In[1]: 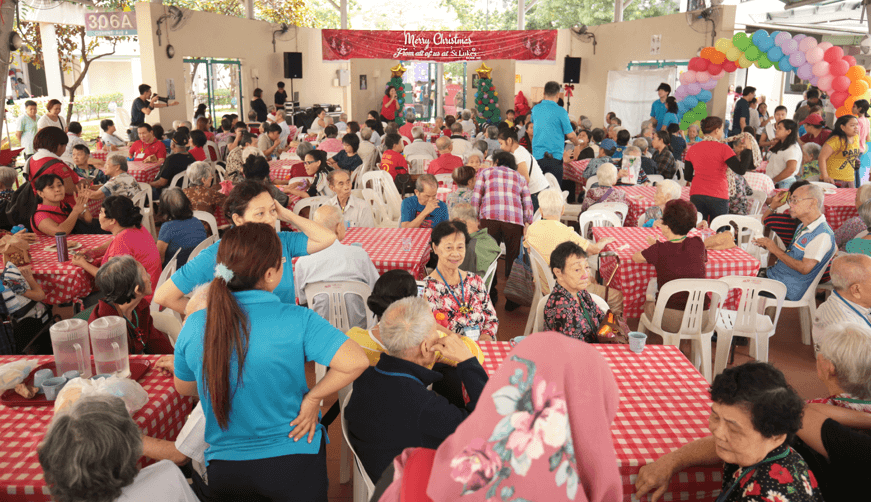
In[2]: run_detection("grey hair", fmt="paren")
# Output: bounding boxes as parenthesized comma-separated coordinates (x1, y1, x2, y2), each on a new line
(802, 142, 821, 160)
(633, 138, 650, 152)
(181, 121, 193, 130)
(859, 199, 871, 228)
(466, 149, 484, 162)
(340, 113, 348, 122)
(275, 109, 285, 120)
(581, 118, 593, 130)
(688, 124, 699, 134)
(39, 395, 142, 502)
(108, 154, 128, 172)
(327, 169, 350, 185)
(857, 184, 871, 208)
(416, 173, 438, 192)
(829, 253, 871, 292)
(361, 127, 373, 141)
(411, 126, 424, 140)
(450, 202, 478, 222)
(379, 297, 436, 357)
(537, 189, 565, 217)
(406, 110, 415, 121)
(95, 256, 145, 305)
(172, 119, 182, 130)
(597, 163, 618, 187)
(186, 161, 214, 187)
(624, 146, 641, 157)
(0, 167, 17, 188)
(819, 322, 871, 399)
(296, 141, 314, 158)
(462, 110, 472, 120)
(435, 136, 452, 151)
(267, 105, 276, 113)
(657, 179, 681, 202)
(158, 187, 190, 221)
(313, 205, 343, 231)
(487, 125, 498, 139)
(801, 184, 825, 211)
(475, 140, 488, 154)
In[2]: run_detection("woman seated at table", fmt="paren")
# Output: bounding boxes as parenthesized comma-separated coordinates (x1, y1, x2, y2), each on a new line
(72, 196, 162, 303)
(651, 130, 676, 180)
(762, 179, 810, 248)
(465, 149, 484, 171)
(447, 165, 475, 212)
(635, 362, 823, 502)
(31, 174, 98, 236)
(29, 127, 80, 207)
(182, 161, 227, 216)
(834, 184, 871, 250)
(581, 162, 626, 212)
(38, 395, 197, 502)
(326, 132, 362, 172)
(544, 241, 610, 343)
(844, 200, 871, 255)
(241, 155, 290, 208)
(89, 255, 173, 354)
(283, 150, 331, 200)
(156, 188, 207, 267)
(637, 179, 681, 227)
(423, 220, 497, 342)
(173, 223, 367, 500)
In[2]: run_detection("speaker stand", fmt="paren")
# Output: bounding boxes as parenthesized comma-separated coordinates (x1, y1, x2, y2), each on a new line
(288, 79, 296, 117)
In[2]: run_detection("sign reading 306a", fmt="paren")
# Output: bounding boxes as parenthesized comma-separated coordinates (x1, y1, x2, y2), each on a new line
(85, 11, 137, 37)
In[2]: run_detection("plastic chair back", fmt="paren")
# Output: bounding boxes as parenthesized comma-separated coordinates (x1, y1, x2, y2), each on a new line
(544, 173, 561, 192)
(811, 181, 837, 192)
(407, 156, 431, 175)
(361, 188, 392, 227)
(303, 281, 375, 332)
(193, 210, 219, 236)
(136, 182, 153, 208)
(188, 234, 219, 262)
(152, 310, 182, 348)
(482, 249, 503, 291)
(585, 176, 598, 190)
(532, 293, 551, 333)
(589, 293, 609, 312)
(341, 391, 375, 501)
(587, 202, 628, 225)
(709, 214, 765, 251)
(649, 278, 728, 337)
(646, 174, 665, 185)
(720, 276, 786, 336)
(170, 171, 188, 189)
(434, 173, 453, 185)
(292, 196, 329, 221)
(140, 207, 157, 240)
(749, 190, 768, 215)
(578, 210, 622, 241)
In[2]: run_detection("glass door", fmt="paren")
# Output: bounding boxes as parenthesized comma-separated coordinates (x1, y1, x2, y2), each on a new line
(183, 58, 244, 123)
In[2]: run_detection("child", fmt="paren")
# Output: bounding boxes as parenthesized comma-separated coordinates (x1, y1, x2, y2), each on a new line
(379, 133, 408, 179)
(99, 119, 126, 151)
(505, 109, 515, 128)
(800, 142, 821, 180)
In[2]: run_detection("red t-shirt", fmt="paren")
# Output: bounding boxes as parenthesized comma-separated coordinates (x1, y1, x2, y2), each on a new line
(426, 153, 464, 175)
(102, 226, 162, 303)
(29, 156, 80, 207)
(800, 129, 832, 147)
(380, 149, 408, 179)
(189, 147, 206, 162)
(641, 237, 708, 310)
(381, 95, 398, 121)
(89, 299, 173, 355)
(399, 122, 415, 141)
(32, 203, 71, 236)
(128, 139, 167, 161)
(684, 141, 735, 199)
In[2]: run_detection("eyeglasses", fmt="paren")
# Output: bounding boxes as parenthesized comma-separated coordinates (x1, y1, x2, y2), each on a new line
(788, 197, 814, 205)
(304, 160, 317, 165)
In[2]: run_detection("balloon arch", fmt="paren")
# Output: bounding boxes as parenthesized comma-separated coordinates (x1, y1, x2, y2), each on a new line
(676, 30, 870, 130)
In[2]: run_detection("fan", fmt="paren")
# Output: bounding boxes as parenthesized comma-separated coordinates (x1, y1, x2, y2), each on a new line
(272, 22, 297, 52)
(156, 6, 189, 58)
(571, 25, 597, 55)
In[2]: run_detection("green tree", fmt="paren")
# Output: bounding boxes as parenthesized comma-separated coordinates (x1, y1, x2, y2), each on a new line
(441, 0, 516, 30)
(525, 0, 678, 29)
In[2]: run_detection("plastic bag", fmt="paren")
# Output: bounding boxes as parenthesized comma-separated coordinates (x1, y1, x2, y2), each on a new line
(0, 359, 38, 390)
(55, 376, 149, 415)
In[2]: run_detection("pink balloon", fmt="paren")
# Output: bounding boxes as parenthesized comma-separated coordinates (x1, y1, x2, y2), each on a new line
(679, 70, 697, 85)
(796, 63, 813, 81)
(806, 47, 824, 65)
(708, 67, 725, 80)
(696, 71, 711, 83)
(812, 61, 830, 77)
(818, 41, 834, 51)
(782, 40, 800, 56)
(701, 79, 718, 91)
(818, 75, 835, 92)
(832, 75, 851, 93)
(793, 34, 807, 43)
(799, 37, 818, 53)
(775, 32, 792, 47)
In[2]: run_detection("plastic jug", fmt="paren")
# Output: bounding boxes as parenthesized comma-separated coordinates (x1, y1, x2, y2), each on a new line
(89, 316, 130, 378)
(50, 319, 93, 379)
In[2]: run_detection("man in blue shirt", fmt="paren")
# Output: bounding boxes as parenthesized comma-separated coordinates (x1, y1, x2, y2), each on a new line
(531, 81, 581, 188)
(731, 86, 756, 136)
(650, 83, 671, 129)
(401, 174, 449, 229)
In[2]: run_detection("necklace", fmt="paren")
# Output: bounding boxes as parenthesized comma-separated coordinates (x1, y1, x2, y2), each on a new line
(436, 268, 470, 314)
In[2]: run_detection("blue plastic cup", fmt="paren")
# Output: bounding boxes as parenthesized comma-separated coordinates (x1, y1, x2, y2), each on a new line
(33, 369, 54, 393)
(63, 370, 81, 380)
(629, 332, 648, 354)
(42, 377, 68, 401)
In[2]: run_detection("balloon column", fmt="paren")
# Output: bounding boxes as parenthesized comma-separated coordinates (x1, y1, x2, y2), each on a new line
(474, 62, 502, 126)
(389, 63, 407, 126)
(675, 30, 870, 130)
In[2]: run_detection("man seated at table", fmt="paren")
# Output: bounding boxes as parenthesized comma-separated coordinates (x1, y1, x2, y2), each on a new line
(404, 126, 437, 160)
(380, 133, 409, 179)
(813, 254, 871, 346)
(754, 183, 835, 301)
(294, 206, 379, 328)
(71, 144, 108, 186)
(344, 296, 487, 481)
(426, 136, 464, 175)
(450, 203, 501, 278)
(448, 122, 472, 158)
(257, 123, 284, 160)
(128, 124, 166, 163)
(84, 154, 144, 201)
(325, 169, 374, 228)
(401, 174, 449, 229)
(149, 131, 195, 199)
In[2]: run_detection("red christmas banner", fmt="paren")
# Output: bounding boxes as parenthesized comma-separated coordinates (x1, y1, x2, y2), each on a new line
(322, 30, 557, 62)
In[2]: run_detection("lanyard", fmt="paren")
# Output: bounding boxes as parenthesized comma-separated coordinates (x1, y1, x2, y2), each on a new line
(714, 448, 790, 502)
(831, 395, 871, 405)
(833, 291, 871, 330)
(373, 367, 424, 386)
(575, 292, 595, 328)
(112, 303, 144, 353)
(436, 269, 470, 313)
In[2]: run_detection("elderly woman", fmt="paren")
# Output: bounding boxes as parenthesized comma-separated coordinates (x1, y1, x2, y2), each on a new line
(617, 145, 651, 185)
(581, 162, 627, 211)
(424, 220, 498, 341)
(464, 148, 484, 170)
(447, 165, 476, 212)
(636, 362, 822, 502)
(801, 142, 822, 180)
(651, 130, 677, 180)
(88, 255, 173, 354)
(242, 155, 290, 207)
(316, 124, 343, 153)
(844, 200, 871, 255)
(345, 297, 488, 482)
(346, 270, 419, 365)
(819, 115, 862, 187)
(183, 161, 227, 215)
(638, 179, 682, 227)
(156, 188, 207, 267)
(833, 184, 871, 250)
(172, 223, 366, 499)
(686, 123, 700, 145)
(38, 395, 197, 501)
(811, 322, 871, 412)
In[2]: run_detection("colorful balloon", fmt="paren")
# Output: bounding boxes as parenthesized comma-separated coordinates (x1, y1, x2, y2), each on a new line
(709, 67, 725, 79)
(701, 79, 718, 90)
(812, 61, 830, 77)
(684, 96, 699, 108)
(805, 47, 825, 65)
(793, 34, 807, 43)
(830, 59, 850, 77)
(714, 38, 732, 53)
(687, 83, 701, 95)
(782, 40, 800, 56)
(798, 37, 818, 53)
(845, 96, 857, 112)
(849, 80, 869, 96)
(774, 32, 792, 47)
(744, 46, 762, 61)
(679, 71, 697, 85)
(755, 54, 773, 69)
(738, 56, 752, 69)
(688, 57, 708, 72)
(824, 46, 844, 63)
(836, 105, 852, 118)
(833, 76, 851, 93)
(696, 71, 711, 83)
(767, 46, 784, 62)
(789, 51, 806, 67)
(779, 56, 794, 73)
(726, 47, 742, 62)
(844, 55, 857, 68)
(722, 60, 737, 73)
(708, 50, 726, 65)
(830, 91, 849, 108)
(818, 75, 835, 92)
(751, 30, 770, 47)
(733, 33, 752, 51)
(697, 90, 713, 103)
(817, 41, 834, 51)
(756, 34, 775, 52)
(809, 75, 819, 86)
(846, 65, 867, 81)
(707, 63, 723, 74)
(796, 63, 813, 81)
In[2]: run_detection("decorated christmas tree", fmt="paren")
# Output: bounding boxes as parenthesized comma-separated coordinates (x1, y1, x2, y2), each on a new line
(474, 62, 501, 126)
(388, 63, 407, 126)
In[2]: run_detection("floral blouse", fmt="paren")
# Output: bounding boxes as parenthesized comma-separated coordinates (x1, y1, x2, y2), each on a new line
(446, 187, 473, 212)
(720, 443, 824, 502)
(580, 186, 627, 212)
(424, 272, 498, 340)
(543, 282, 605, 343)
(183, 185, 227, 214)
(728, 171, 754, 215)
(834, 216, 865, 250)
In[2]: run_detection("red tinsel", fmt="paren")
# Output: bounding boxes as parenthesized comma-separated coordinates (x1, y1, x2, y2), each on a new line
(564, 84, 575, 98)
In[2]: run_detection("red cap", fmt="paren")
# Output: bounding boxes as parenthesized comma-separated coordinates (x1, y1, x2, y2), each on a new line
(801, 113, 825, 127)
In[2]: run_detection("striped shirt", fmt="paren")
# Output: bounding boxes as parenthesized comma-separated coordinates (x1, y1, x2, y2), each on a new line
(813, 291, 871, 347)
(471, 165, 534, 227)
(1, 263, 30, 314)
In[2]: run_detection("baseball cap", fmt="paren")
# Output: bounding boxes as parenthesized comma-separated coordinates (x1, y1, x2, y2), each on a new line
(801, 113, 825, 127)
(599, 138, 617, 152)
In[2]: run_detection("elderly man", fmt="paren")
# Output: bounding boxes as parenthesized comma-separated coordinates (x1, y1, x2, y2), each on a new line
(85, 155, 143, 201)
(811, 322, 871, 411)
(344, 297, 488, 481)
(400, 174, 448, 229)
(426, 136, 464, 175)
(358, 128, 377, 167)
(450, 203, 501, 278)
(335, 112, 348, 132)
(404, 126, 437, 160)
(149, 131, 195, 198)
(460, 110, 475, 135)
(448, 122, 472, 158)
(399, 111, 417, 141)
(257, 123, 284, 159)
(633, 137, 658, 172)
(814, 254, 871, 346)
(755, 184, 835, 301)
(128, 123, 166, 163)
(617, 145, 651, 185)
(274, 109, 291, 147)
(294, 205, 379, 329)
(326, 170, 374, 228)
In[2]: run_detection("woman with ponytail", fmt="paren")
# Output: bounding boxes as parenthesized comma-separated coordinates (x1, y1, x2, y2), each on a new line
(173, 223, 367, 500)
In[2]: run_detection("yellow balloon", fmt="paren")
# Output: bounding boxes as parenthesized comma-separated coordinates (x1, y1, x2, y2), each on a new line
(715, 38, 732, 53)
(726, 47, 742, 62)
(737, 56, 752, 69)
(864, 90, 871, 102)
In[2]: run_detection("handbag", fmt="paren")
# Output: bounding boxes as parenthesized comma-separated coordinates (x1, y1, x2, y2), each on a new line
(595, 252, 629, 344)
(504, 243, 534, 307)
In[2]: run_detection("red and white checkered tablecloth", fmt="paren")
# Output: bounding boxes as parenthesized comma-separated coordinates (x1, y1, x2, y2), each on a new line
(13, 235, 112, 305)
(617, 186, 692, 227)
(341, 227, 431, 279)
(744, 171, 775, 196)
(269, 159, 303, 182)
(564, 159, 591, 199)
(592, 227, 760, 318)
(0, 354, 195, 502)
(91, 150, 108, 161)
(126, 161, 162, 183)
(478, 342, 721, 502)
(822, 188, 857, 231)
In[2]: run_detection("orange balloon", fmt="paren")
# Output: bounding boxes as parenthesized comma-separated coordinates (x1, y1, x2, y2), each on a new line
(844, 96, 858, 112)
(846, 65, 867, 81)
(849, 80, 870, 96)
(709, 50, 726, 65)
(836, 105, 852, 117)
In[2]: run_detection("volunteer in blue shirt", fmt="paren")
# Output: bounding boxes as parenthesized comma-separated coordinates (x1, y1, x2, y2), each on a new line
(531, 81, 581, 187)
(154, 180, 336, 315)
(659, 97, 680, 131)
(650, 83, 671, 129)
(174, 223, 368, 501)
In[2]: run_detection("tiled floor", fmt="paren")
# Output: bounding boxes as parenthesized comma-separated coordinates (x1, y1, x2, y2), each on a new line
(322, 259, 823, 500)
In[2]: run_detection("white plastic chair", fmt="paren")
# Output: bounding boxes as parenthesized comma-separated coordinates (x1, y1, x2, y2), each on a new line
(434, 173, 453, 186)
(531, 292, 608, 333)
(292, 196, 329, 221)
(193, 210, 219, 236)
(638, 278, 729, 383)
(187, 234, 219, 262)
(766, 256, 834, 345)
(152, 249, 183, 323)
(212, 163, 227, 182)
(136, 182, 153, 208)
(544, 173, 561, 193)
(585, 176, 598, 190)
(170, 171, 189, 189)
(140, 207, 157, 240)
(713, 277, 786, 378)
(646, 174, 665, 185)
(587, 202, 628, 225)
(749, 190, 768, 215)
(361, 188, 395, 228)
(341, 391, 375, 502)
(204, 141, 221, 162)
(482, 249, 503, 292)
(525, 246, 556, 336)
(674, 161, 687, 186)
(153, 310, 183, 348)
(811, 181, 837, 192)
(577, 210, 622, 241)
(709, 214, 765, 251)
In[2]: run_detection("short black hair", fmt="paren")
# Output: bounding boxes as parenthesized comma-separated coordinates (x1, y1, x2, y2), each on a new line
(544, 81, 561, 97)
(550, 241, 588, 274)
(266, 123, 282, 135)
(788, 179, 811, 194)
(239, 132, 255, 147)
(431, 220, 470, 247)
(774, 105, 788, 114)
(138, 84, 151, 95)
(591, 128, 606, 142)
(497, 128, 517, 143)
(277, 82, 285, 88)
(661, 199, 697, 236)
(616, 129, 631, 146)
(190, 130, 207, 148)
(367, 270, 417, 318)
(667, 123, 680, 134)
(657, 83, 672, 94)
(221, 118, 232, 131)
(67, 122, 82, 135)
(171, 131, 189, 147)
(807, 88, 820, 100)
(24, 100, 37, 108)
(152, 124, 164, 140)
(233, 121, 248, 132)
(243, 155, 271, 180)
(34, 173, 63, 192)
(492, 151, 517, 171)
(137, 123, 153, 133)
(324, 125, 338, 138)
(102, 195, 143, 229)
(72, 144, 90, 156)
(384, 133, 403, 149)
(341, 133, 360, 152)
(710, 362, 804, 442)
(743, 86, 756, 96)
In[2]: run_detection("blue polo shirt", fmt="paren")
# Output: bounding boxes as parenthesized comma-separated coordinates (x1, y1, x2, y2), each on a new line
(174, 289, 347, 463)
(170, 230, 309, 304)
(531, 100, 573, 160)
(400, 196, 448, 229)
(659, 112, 678, 131)
(651, 99, 667, 127)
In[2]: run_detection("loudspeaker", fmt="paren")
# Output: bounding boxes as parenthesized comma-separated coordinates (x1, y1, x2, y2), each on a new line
(563, 57, 581, 84)
(284, 52, 303, 79)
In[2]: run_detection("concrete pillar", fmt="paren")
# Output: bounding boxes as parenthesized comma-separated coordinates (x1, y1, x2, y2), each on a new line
(244, 0, 254, 20)
(518, 0, 524, 30)
(39, 23, 65, 98)
(340, 0, 348, 29)
(435, 63, 444, 118)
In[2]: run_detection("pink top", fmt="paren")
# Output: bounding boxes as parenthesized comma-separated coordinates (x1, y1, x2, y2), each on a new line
(102, 226, 161, 303)
(32, 203, 71, 236)
(317, 138, 344, 153)
(858, 116, 869, 153)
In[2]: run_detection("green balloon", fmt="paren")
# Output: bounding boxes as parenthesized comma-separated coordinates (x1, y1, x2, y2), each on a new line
(744, 46, 761, 61)
(756, 54, 773, 69)
(732, 32, 751, 51)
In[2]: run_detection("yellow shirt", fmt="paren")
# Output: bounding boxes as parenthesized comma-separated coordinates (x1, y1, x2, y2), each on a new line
(345, 326, 485, 366)
(526, 219, 591, 294)
(824, 135, 861, 181)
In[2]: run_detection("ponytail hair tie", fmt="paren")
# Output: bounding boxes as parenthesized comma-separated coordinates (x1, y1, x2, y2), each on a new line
(214, 263, 234, 282)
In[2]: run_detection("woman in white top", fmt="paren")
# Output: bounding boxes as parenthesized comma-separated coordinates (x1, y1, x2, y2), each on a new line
(36, 99, 65, 131)
(766, 119, 803, 189)
(497, 128, 548, 211)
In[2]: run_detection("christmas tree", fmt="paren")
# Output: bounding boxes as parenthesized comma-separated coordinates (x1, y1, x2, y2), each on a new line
(474, 62, 501, 126)
(388, 63, 407, 126)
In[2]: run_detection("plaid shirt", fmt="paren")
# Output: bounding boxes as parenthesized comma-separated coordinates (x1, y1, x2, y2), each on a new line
(471, 165, 534, 226)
